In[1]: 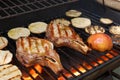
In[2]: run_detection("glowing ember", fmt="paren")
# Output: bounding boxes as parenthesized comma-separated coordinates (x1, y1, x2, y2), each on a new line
(71, 68, 80, 76)
(30, 69, 38, 78)
(22, 69, 38, 80)
(22, 76, 32, 80)
(101, 56, 109, 61)
(74, 71, 80, 76)
(97, 58, 103, 64)
(91, 62, 98, 67)
(34, 64, 42, 73)
(83, 62, 92, 70)
(22, 64, 42, 80)
(106, 53, 114, 58)
(58, 76, 66, 80)
(78, 66, 87, 73)
(62, 72, 72, 79)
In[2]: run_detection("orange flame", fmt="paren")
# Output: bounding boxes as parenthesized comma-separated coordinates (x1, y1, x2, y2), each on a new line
(22, 64, 42, 80)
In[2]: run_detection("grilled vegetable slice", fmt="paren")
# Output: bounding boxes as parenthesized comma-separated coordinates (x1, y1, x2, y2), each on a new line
(71, 17, 91, 28)
(85, 25, 105, 34)
(28, 22, 48, 34)
(7, 27, 30, 40)
(66, 10, 82, 17)
(0, 37, 8, 49)
(100, 18, 113, 24)
(109, 26, 120, 34)
(0, 64, 22, 80)
(0, 50, 13, 65)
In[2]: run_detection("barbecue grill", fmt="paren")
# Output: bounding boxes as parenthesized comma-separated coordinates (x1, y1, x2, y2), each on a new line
(0, 0, 120, 80)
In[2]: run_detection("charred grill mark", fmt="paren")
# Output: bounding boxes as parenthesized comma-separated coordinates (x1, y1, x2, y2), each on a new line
(42, 40, 47, 54)
(99, 26, 104, 32)
(35, 39, 39, 53)
(93, 26, 99, 33)
(93, 26, 97, 33)
(0, 65, 20, 80)
(21, 38, 24, 52)
(0, 64, 12, 72)
(57, 24, 61, 37)
(9, 75, 21, 80)
(70, 28, 76, 38)
(28, 38, 32, 53)
(53, 22, 57, 37)
(3, 52, 8, 63)
(42, 39, 46, 53)
(59, 24, 66, 37)
(64, 28, 68, 37)
(36, 39, 40, 53)
(65, 27, 69, 37)
(1, 37, 6, 45)
(87, 26, 91, 34)
(31, 38, 38, 53)
(28, 37, 32, 53)
(50, 23, 54, 38)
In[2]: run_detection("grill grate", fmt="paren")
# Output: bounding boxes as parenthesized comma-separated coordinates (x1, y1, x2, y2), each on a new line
(0, 0, 78, 19)
(1, 7, 120, 80)
(1, 3, 120, 80)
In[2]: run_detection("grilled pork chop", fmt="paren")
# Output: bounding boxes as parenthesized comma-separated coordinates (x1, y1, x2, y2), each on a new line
(16, 37, 63, 74)
(46, 20, 90, 54)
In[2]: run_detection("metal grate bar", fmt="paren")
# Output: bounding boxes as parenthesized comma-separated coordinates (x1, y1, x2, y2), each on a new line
(63, 65, 76, 78)
(33, 2, 45, 8)
(0, 1, 8, 8)
(3, 0, 15, 7)
(39, 1, 51, 7)
(0, 0, 78, 19)
(61, 73, 68, 80)
(27, 0, 36, 3)
(91, 52, 106, 62)
(11, 0, 22, 5)
(54, 0, 64, 3)
(45, 0, 57, 5)
(58, 48, 89, 71)
(32, 67, 46, 80)
(0, 10, 8, 17)
(12, 6, 24, 13)
(4, 8, 16, 15)
(0, 0, 9, 8)
(19, 0, 29, 4)
(27, 4, 38, 10)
